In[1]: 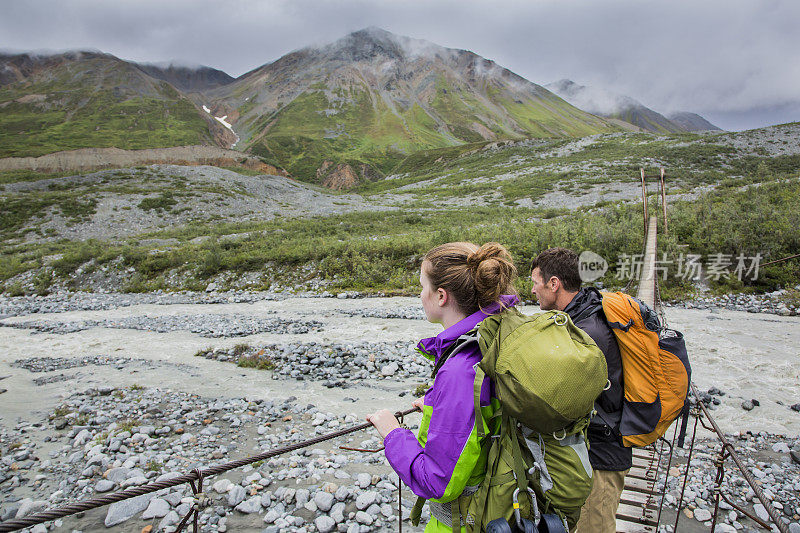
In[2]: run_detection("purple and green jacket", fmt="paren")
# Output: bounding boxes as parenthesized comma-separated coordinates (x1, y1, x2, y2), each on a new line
(384, 295, 519, 503)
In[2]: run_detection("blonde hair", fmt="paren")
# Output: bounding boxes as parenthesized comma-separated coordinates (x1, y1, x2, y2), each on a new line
(423, 241, 517, 315)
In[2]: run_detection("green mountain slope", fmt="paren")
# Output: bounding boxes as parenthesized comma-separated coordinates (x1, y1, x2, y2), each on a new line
(206, 28, 621, 184)
(0, 51, 220, 158)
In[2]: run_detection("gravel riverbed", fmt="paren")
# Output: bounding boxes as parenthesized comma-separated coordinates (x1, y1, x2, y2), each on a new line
(1, 293, 799, 532)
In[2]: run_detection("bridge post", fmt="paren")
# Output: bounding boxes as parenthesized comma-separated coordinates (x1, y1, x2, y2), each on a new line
(660, 168, 667, 235)
(640, 168, 648, 236)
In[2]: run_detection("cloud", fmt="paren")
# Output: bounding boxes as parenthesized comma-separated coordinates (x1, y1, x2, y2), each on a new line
(2, 0, 799, 130)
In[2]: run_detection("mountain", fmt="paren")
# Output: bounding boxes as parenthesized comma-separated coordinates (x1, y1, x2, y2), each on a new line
(136, 62, 235, 92)
(0, 51, 230, 158)
(1, 33, 648, 186)
(667, 111, 722, 132)
(203, 27, 621, 183)
(545, 79, 686, 134)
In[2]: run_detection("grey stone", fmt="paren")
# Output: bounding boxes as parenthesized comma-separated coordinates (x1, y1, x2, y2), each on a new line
(381, 362, 398, 376)
(753, 503, 769, 522)
(213, 478, 232, 493)
(315, 491, 335, 512)
(73, 429, 91, 446)
(788, 523, 800, 533)
(356, 472, 371, 488)
(315, 516, 337, 533)
(335, 486, 350, 501)
(104, 493, 151, 526)
(355, 511, 373, 525)
(120, 475, 148, 488)
(104, 467, 131, 484)
(142, 498, 170, 519)
(163, 492, 184, 506)
(175, 502, 191, 516)
(772, 442, 790, 454)
(263, 509, 280, 524)
(159, 510, 180, 529)
(741, 400, 754, 411)
(694, 508, 712, 522)
(227, 485, 246, 507)
(95, 479, 114, 492)
(330, 502, 346, 523)
(295, 488, 310, 507)
(234, 496, 262, 514)
(356, 491, 378, 510)
(15, 500, 48, 519)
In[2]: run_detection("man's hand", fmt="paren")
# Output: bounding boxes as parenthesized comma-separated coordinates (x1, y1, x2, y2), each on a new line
(366, 409, 401, 439)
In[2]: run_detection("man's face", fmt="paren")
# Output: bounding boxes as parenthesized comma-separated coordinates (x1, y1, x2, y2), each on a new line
(531, 267, 557, 310)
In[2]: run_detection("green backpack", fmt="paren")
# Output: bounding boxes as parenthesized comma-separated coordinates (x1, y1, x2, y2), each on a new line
(413, 309, 608, 532)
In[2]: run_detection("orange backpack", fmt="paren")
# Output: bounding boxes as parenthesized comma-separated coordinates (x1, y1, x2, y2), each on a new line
(599, 292, 691, 447)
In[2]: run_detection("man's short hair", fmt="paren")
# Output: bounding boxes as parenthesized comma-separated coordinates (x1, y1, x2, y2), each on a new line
(530, 248, 581, 292)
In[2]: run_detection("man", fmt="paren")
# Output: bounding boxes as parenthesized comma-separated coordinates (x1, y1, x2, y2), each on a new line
(530, 247, 631, 533)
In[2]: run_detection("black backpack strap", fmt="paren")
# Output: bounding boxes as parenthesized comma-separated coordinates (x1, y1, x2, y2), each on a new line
(431, 332, 479, 379)
(677, 400, 691, 448)
(592, 402, 624, 443)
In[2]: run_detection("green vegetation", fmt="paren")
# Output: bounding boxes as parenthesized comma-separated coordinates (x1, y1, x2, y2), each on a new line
(0, 91, 210, 158)
(245, 80, 619, 182)
(0, 192, 97, 239)
(1, 128, 798, 299)
(237, 352, 278, 370)
(138, 193, 178, 211)
(117, 419, 138, 433)
(3, 175, 797, 297)
(0, 169, 77, 185)
(413, 383, 432, 397)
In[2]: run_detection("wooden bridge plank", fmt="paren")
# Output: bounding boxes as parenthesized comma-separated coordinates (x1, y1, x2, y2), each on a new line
(619, 493, 659, 510)
(616, 518, 657, 533)
(623, 476, 659, 495)
(616, 502, 658, 526)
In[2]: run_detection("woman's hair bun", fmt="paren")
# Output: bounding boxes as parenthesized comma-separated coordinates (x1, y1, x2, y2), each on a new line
(471, 243, 517, 308)
(424, 241, 517, 314)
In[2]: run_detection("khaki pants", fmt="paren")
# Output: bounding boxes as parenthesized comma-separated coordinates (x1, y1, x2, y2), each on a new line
(574, 468, 629, 533)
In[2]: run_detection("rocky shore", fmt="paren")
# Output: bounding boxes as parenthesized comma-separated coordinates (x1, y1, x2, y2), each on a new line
(1, 387, 420, 532)
(1, 286, 797, 321)
(656, 433, 800, 532)
(666, 287, 800, 317)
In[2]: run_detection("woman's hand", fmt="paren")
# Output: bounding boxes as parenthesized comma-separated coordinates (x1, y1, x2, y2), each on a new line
(366, 409, 401, 439)
(411, 397, 425, 412)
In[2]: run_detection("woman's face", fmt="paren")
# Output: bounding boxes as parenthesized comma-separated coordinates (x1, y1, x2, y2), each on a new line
(419, 263, 443, 324)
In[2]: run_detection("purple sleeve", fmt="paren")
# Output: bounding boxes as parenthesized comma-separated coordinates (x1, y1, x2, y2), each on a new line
(383, 363, 480, 500)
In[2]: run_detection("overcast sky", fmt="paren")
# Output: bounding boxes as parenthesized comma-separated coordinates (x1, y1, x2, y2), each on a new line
(3, 0, 799, 131)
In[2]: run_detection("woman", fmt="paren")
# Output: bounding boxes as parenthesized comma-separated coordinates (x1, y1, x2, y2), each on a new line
(367, 241, 518, 532)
